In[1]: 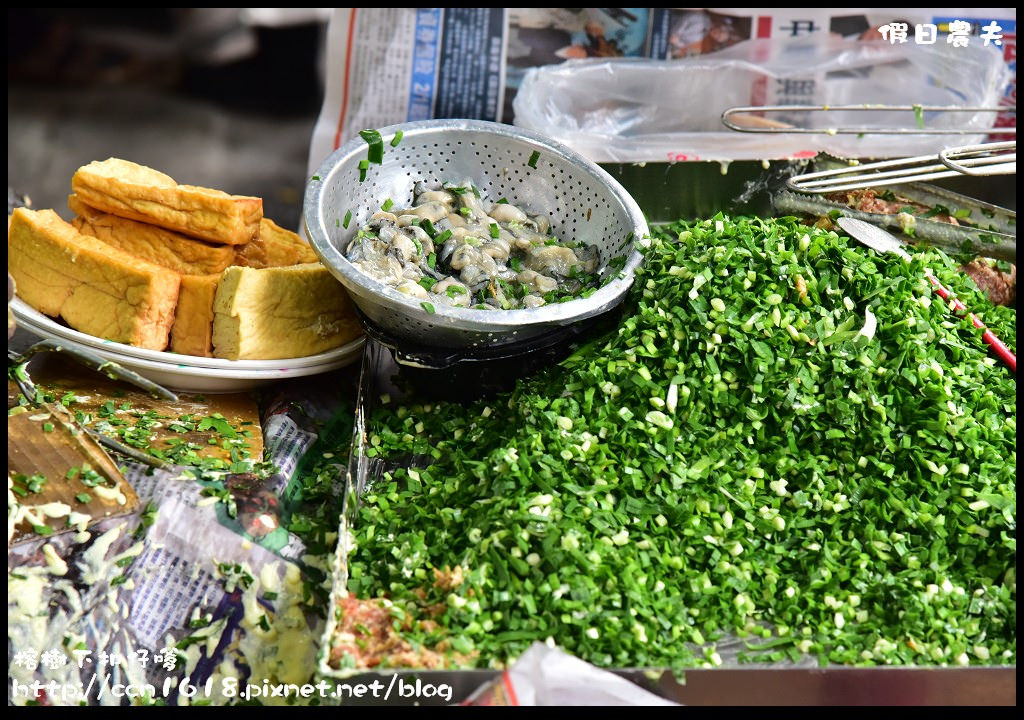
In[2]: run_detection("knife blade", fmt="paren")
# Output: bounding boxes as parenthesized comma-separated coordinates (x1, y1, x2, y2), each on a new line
(838, 216, 1016, 372)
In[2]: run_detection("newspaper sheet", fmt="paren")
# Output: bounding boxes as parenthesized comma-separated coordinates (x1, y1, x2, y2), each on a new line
(8, 382, 352, 706)
(307, 7, 1015, 169)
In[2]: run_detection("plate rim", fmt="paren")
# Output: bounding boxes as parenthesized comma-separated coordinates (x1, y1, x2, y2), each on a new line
(15, 319, 363, 385)
(11, 297, 365, 370)
(76, 342, 362, 379)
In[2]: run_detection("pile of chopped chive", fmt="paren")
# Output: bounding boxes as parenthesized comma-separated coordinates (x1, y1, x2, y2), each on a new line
(343, 215, 1016, 671)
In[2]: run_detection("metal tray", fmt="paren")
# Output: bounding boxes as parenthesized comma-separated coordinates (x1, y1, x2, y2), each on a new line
(316, 339, 1015, 705)
(315, 163, 1016, 704)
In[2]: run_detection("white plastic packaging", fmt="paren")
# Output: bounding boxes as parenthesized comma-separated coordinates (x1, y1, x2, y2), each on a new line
(463, 643, 678, 706)
(513, 39, 1009, 162)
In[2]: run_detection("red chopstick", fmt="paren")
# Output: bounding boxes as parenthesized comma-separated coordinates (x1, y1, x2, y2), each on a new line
(926, 272, 1016, 372)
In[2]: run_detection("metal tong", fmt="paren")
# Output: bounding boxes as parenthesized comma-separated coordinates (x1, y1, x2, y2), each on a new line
(721, 103, 1016, 192)
(722, 104, 1015, 136)
(786, 141, 1016, 194)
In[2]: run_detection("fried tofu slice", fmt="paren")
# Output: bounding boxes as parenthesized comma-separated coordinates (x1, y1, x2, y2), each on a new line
(69, 195, 235, 275)
(212, 264, 361, 360)
(170, 274, 221, 357)
(8, 208, 180, 350)
(71, 158, 262, 246)
(234, 218, 320, 268)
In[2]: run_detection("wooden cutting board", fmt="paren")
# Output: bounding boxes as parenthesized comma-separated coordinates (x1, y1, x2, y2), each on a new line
(8, 353, 263, 463)
(8, 353, 264, 544)
(8, 400, 139, 543)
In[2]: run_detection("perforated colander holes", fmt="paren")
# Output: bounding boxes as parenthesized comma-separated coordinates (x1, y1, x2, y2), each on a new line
(323, 129, 638, 315)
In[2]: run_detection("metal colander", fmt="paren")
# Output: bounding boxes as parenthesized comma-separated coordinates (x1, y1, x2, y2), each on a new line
(303, 119, 648, 351)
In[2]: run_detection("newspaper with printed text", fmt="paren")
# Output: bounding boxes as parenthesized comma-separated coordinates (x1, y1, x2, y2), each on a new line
(308, 7, 1015, 169)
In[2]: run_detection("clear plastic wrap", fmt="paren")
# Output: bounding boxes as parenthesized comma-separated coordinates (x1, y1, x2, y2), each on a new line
(513, 39, 1010, 162)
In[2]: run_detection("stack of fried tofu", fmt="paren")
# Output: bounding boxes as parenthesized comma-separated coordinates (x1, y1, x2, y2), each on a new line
(8, 158, 362, 360)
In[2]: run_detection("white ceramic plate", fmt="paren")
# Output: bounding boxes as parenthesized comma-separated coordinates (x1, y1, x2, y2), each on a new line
(13, 300, 365, 392)
(11, 298, 360, 371)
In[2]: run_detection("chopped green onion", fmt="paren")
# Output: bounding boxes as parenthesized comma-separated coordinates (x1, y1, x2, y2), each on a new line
(913, 104, 925, 130)
(420, 301, 436, 314)
(528, 150, 541, 168)
(390, 130, 404, 147)
(197, 415, 238, 438)
(489, 223, 500, 239)
(342, 210, 352, 229)
(342, 213, 1017, 673)
(12, 473, 47, 495)
(359, 129, 385, 164)
(382, 198, 394, 212)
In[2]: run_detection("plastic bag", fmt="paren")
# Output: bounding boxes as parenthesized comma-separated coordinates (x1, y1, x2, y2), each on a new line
(512, 38, 1010, 162)
(462, 643, 678, 706)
